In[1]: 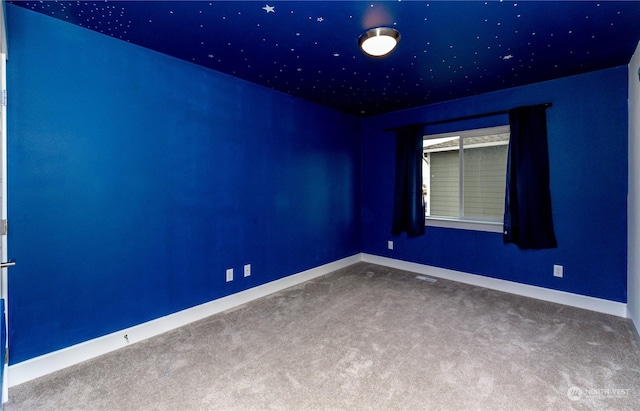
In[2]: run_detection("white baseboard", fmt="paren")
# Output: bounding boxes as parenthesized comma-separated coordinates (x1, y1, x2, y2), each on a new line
(8, 252, 627, 387)
(7, 254, 361, 387)
(361, 253, 627, 318)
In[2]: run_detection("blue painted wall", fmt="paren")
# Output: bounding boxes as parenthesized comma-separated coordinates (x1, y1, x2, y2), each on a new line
(6, 4, 630, 366)
(361, 66, 628, 303)
(6, 5, 361, 364)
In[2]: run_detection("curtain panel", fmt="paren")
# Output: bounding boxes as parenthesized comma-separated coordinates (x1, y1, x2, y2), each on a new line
(503, 104, 557, 249)
(391, 125, 425, 237)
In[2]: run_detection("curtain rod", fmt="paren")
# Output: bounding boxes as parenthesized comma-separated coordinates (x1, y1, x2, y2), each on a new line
(383, 102, 552, 132)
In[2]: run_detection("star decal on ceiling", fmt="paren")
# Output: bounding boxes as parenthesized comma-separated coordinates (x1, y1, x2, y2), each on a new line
(502, 54, 514, 60)
(262, 4, 275, 13)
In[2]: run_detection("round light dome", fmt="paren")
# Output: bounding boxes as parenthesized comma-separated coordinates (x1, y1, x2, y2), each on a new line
(358, 27, 401, 57)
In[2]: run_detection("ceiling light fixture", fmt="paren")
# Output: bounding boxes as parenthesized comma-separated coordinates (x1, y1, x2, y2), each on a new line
(358, 27, 400, 58)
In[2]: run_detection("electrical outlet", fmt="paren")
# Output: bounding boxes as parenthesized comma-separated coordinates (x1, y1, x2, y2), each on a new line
(244, 264, 251, 277)
(388, 240, 394, 250)
(553, 265, 563, 278)
(226, 268, 233, 282)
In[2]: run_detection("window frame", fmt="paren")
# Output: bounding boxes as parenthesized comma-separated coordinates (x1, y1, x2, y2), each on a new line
(423, 125, 510, 233)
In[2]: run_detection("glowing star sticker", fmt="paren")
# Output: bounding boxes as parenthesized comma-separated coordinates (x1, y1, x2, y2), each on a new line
(502, 54, 514, 60)
(262, 4, 275, 13)
(317, 17, 324, 22)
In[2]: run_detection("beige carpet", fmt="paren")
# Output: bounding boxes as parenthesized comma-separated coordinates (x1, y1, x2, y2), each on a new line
(5, 262, 640, 410)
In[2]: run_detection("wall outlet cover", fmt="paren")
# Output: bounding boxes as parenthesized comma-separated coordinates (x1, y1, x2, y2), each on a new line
(553, 265, 563, 278)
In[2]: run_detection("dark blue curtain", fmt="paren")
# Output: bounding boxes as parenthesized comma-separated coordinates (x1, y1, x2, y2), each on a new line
(392, 125, 425, 237)
(504, 105, 557, 249)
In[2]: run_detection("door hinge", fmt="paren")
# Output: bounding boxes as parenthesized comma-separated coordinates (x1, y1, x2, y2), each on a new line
(1, 90, 6, 107)
(4, 347, 8, 365)
(1, 219, 7, 236)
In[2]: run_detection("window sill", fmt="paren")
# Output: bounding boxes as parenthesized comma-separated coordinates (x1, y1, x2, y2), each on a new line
(425, 217, 504, 233)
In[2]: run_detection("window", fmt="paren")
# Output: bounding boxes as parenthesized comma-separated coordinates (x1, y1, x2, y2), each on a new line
(422, 125, 509, 231)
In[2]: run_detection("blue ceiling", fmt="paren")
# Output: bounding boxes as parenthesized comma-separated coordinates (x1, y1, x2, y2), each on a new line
(9, 1, 640, 116)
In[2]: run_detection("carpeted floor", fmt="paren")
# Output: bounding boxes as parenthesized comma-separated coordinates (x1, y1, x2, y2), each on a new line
(5, 262, 640, 410)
